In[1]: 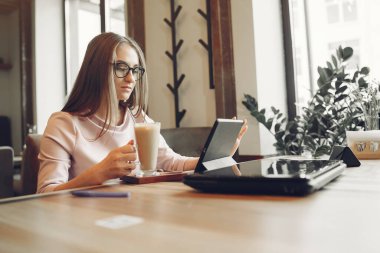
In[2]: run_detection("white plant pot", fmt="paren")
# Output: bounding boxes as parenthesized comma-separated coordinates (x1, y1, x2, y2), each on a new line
(346, 130, 380, 159)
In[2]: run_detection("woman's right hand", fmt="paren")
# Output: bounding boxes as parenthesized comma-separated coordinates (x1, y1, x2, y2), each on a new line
(53, 140, 137, 191)
(96, 139, 137, 182)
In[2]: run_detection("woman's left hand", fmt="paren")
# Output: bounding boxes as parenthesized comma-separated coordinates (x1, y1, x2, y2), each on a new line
(230, 118, 248, 156)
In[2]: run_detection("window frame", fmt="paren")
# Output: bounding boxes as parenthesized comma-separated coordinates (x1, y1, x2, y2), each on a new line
(63, 0, 141, 95)
(281, 0, 297, 120)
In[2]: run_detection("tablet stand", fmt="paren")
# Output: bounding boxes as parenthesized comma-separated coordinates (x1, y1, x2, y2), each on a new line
(329, 145, 361, 167)
(202, 156, 237, 171)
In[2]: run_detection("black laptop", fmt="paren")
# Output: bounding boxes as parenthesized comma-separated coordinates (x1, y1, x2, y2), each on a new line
(183, 119, 346, 196)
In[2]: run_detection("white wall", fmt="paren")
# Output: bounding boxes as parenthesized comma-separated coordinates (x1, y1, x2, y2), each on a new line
(34, 0, 66, 134)
(231, 0, 260, 155)
(253, 0, 287, 155)
(232, 0, 287, 155)
(0, 11, 22, 154)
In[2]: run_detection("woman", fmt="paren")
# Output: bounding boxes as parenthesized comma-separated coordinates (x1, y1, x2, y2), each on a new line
(37, 32, 247, 193)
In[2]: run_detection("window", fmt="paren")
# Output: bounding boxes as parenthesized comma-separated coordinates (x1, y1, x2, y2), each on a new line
(108, 0, 126, 35)
(286, 0, 380, 111)
(64, 0, 126, 95)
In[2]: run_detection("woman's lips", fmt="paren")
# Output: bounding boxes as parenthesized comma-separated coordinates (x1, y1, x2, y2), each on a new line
(121, 86, 133, 91)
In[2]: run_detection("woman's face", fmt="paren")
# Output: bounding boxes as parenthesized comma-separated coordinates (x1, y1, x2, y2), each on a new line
(113, 43, 140, 101)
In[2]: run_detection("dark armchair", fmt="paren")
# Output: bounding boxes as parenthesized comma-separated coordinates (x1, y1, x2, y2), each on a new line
(20, 134, 41, 195)
(0, 146, 14, 198)
(0, 116, 12, 146)
(161, 127, 211, 157)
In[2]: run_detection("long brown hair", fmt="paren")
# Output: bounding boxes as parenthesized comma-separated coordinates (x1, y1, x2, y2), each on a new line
(62, 32, 148, 138)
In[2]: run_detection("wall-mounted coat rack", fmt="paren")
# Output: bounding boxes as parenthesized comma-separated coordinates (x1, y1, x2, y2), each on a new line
(164, 0, 186, 128)
(197, 0, 214, 89)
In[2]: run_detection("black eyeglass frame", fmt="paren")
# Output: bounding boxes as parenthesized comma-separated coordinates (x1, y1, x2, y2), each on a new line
(112, 62, 145, 80)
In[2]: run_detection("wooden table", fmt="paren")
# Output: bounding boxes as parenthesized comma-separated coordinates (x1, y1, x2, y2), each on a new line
(1, 160, 380, 253)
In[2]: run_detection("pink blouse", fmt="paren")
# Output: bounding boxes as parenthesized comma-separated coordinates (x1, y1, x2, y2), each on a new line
(37, 111, 190, 193)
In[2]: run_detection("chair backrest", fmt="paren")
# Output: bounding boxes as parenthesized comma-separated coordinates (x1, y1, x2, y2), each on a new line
(0, 116, 12, 146)
(0, 146, 14, 198)
(21, 134, 42, 195)
(161, 127, 211, 157)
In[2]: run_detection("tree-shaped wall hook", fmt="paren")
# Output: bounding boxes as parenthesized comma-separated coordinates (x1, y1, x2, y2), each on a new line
(164, 0, 186, 128)
(197, 0, 214, 89)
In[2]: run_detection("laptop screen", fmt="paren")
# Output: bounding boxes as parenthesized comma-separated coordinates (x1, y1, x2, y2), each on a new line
(201, 159, 343, 179)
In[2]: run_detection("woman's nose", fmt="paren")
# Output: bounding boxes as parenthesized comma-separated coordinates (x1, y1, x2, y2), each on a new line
(124, 70, 135, 82)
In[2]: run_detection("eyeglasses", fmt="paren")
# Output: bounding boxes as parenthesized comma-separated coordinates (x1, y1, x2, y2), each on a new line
(113, 62, 145, 81)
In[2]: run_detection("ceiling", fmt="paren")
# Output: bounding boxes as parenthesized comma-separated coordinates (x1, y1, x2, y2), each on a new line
(0, 0, 18, 15)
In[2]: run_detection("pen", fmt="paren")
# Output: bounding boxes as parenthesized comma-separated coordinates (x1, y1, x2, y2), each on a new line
(71, 190, 131, 198)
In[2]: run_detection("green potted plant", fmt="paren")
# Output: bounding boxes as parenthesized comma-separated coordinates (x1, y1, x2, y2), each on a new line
(242, 46, 379, 157)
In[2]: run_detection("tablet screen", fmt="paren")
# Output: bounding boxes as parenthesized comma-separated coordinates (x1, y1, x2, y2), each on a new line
(195, 118, 244, 173)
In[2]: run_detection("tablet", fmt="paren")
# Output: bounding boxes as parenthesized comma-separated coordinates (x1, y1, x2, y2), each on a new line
(184, 158, 346, 196)
(194, 118, 244, 173)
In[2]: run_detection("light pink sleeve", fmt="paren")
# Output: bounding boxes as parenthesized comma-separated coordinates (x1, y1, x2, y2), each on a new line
(37, 112, 77, 193)
(156, 135, 194, 172)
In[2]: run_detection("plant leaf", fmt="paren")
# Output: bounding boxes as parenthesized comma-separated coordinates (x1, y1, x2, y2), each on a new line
(342, 47, 353, 61)
(332, 55, 338, 68)
(358, 77, 368, 89)
(266, 118, 274, 130)
(337, 46, 343, 60)
(327, 61, 333, 70)
(360, 67, 370, 75)
(271, 106, 279, 114)
(334, 94, 348, 103)
(275, 123, 281, 132)
(335, 80, 343, 90)
(336, 85, 348, 94)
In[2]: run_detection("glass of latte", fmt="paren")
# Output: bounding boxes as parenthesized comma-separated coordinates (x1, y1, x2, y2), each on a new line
(134, 122, 161, 176)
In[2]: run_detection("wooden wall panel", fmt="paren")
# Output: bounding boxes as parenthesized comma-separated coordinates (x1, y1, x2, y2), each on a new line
(210, 0, 236, 119)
